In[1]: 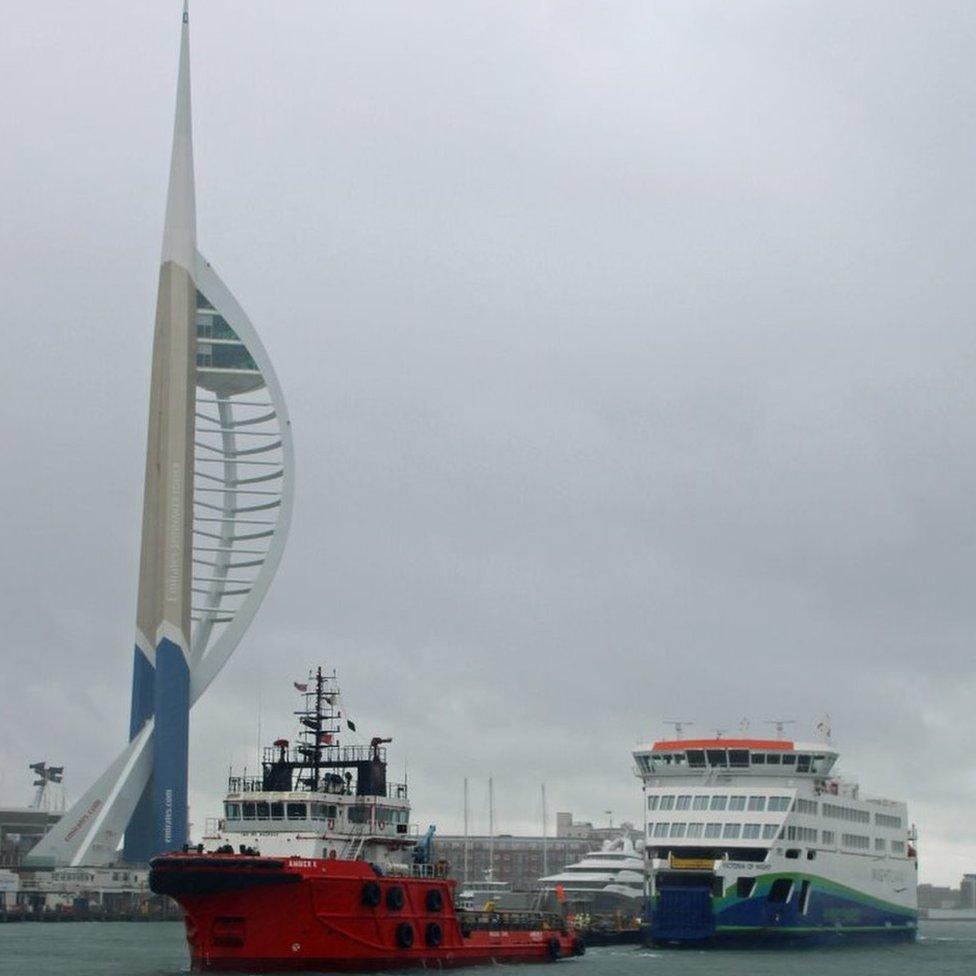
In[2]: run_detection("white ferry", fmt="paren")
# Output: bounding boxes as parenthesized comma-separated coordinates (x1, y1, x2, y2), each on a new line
(632, 736, 917, 944)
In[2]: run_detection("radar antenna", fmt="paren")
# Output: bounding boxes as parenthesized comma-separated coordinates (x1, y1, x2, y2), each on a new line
(764, 719, 796, 740)
(663, 720, 694, 740)
(815, 714, 833, 745)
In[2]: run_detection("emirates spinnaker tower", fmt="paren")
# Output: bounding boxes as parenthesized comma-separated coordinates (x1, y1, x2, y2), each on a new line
(27, 2, 294, 868)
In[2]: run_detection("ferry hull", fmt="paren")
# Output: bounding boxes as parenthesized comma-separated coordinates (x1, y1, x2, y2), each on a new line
(151, 854, 581, 972)
(645, 872, 917, 946)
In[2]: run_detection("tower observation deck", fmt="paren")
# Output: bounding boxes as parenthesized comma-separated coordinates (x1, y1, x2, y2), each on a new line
(26, 1, 294, 869)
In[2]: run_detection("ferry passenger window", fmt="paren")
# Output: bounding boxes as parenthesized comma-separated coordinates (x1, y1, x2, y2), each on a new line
(224, 803, 240, 819)
(892, 841, 906, 854)
(729, 750, 749, 768)
(326, 805, 338, 820)
(747, 796, 766, 811)
(742, 824, 761, 839)
(692, 795, 709, 810)
(704, 823, 722, 839)
(768, 796, 791, 812)
(270, 802, 284, 820)
(762, 824, 779, 839)
(648, 796, 659, 810)
(687, 750, 706, 768)
(785, 849, 800, 859)
(807, 850, 816, 860)
(287, 802, 306, 820)
(706, 750, 728, 767)
(728, 796, 746, 811)
(736, 877, 756, 898)
(796, 755, 811, 772)
(242, 802, 255, 820)
(751, 753, 766, 765)
(675, 795, 692, 810)
(670, 823, 687, 838)
(765, 754, 781, 765)
(875, 838, 886, 852)
(659, 796, 675, 811)
(822, 831, 835, 845)
(722, 823, 741, 839)
(709, 796, 727, 811)
(686, 823, 703, 838)
(781, 754, 796, 766)
(256, 802, 270, 820)
(653, 823, 670, 838)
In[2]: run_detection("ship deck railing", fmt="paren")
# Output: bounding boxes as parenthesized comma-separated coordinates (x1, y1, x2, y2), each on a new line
(457, 908, 568, 933)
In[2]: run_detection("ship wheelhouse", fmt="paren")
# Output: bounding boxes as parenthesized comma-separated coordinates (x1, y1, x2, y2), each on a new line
(206, 668, 419, 864)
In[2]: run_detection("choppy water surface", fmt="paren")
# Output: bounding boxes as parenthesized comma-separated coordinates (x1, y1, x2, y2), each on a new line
(1, 920, 974, 976)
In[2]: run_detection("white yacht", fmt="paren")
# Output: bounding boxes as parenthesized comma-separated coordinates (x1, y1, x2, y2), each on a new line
(538, 836, 644, 912)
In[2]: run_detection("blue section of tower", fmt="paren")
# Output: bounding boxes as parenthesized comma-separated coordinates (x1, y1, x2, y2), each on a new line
(152, 638, 190, 854)
(123, 647, 156, 862)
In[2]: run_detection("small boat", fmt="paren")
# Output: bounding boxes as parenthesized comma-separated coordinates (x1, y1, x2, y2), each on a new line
(150, 668, 583, 970)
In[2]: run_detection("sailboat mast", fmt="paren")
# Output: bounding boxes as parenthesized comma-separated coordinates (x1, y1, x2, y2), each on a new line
(463, 777, 469, 885)
(542, 782, 548, 876)
(488, 776, 494, 882)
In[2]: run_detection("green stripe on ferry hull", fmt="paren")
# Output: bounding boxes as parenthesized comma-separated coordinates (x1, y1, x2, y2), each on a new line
(713, 871, 916, 919)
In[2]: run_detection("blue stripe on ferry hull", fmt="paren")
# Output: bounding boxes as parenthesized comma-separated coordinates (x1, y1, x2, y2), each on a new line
(151, 638, 189, 855)
(646, 876, 917, 946)
(123, 647, 156, 863)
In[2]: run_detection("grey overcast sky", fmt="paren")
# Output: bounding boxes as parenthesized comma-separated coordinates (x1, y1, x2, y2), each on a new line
(2, 1, 976, 884)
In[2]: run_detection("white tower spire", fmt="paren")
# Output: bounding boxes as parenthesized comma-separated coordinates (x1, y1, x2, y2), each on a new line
(162, 1, 196, 271)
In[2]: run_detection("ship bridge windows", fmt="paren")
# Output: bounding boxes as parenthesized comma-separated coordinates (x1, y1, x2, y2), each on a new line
(796, 755, 812, 773)
(242, 802, 255, 820)
(751, 753, 766, 765)
(287, 802, 307, 820)
(765, 753, 781, 765)
(270, 802, 284, 820)
(311, 803, 339, 821)
(687, 750, 706, 768)
(781, 754, 796, 766)
(224, 802, 241, 819)
(706, 749, 727, 767)
(348, 805, 372, 825)
(729, 750, 749, 768)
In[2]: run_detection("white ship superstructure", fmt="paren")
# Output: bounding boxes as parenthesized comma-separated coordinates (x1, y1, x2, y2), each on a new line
(203, 669, 423, 872)
(632, 736, 917, 944)
(538, 837, 644, 911)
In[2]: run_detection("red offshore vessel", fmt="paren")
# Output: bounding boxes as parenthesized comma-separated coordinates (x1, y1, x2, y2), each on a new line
(150, 668, 582, 971)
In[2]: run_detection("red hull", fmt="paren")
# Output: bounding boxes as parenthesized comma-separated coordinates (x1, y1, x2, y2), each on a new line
(151, 854, 581, 972)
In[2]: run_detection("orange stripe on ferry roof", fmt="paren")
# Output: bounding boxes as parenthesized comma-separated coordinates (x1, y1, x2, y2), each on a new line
(650, 739, 794, 751)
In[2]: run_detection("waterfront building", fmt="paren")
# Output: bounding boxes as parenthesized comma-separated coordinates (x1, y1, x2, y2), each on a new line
(26, 1, 293, 869)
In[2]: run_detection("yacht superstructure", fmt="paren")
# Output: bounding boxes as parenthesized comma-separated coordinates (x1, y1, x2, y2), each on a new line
(538, 837, 644, 912)
(633, 736, 917, 944)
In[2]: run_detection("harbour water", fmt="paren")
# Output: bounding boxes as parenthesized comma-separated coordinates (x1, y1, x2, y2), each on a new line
(1, 921, 974, 976)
